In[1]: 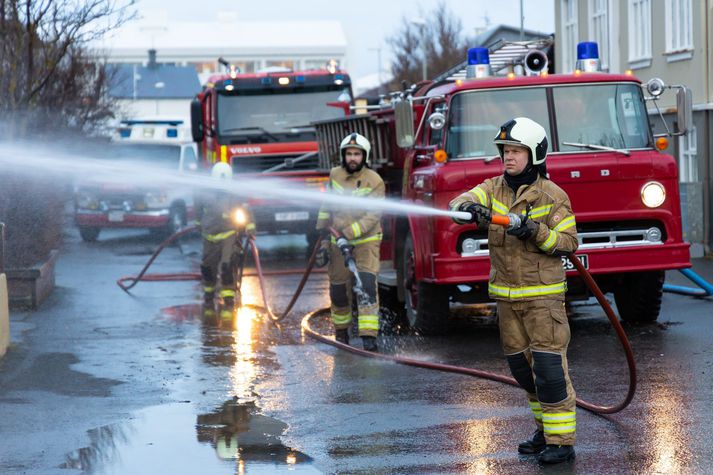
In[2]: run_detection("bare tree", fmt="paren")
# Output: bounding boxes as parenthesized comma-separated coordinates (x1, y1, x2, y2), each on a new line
(0, 0, 135, 136)
(387, 2, 467, 91)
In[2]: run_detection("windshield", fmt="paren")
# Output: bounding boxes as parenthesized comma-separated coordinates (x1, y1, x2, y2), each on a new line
(105, 144, 181, 169)
(217, 88, 351, 135)
(446, 88, 551, 159)
(554, 84, 651, 150)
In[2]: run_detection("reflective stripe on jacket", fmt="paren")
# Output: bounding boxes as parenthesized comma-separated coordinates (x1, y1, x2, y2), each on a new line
(316, 166, 385, 241)
(449, 175, 578, 301)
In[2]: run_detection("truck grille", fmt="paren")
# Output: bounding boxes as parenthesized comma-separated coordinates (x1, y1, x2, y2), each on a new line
(231, 153, 320, 174)
(459, 224, 665, 257)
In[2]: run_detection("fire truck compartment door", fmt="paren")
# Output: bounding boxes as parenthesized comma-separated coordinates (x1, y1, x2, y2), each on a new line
(551, 151, 653, 185)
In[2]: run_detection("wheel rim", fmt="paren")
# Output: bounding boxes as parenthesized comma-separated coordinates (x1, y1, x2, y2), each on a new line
(171, 210, 184, 233)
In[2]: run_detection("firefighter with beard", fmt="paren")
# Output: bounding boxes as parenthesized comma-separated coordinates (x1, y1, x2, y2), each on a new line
(315, 133, 385, 352)
(197, 162, 255, 315)
(449, 117, 578, 464)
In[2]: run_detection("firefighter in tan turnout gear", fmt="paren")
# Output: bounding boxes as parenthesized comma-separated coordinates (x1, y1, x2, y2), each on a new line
(315, 133, 385, 352)
(197, 162, 255, 316)
(449, 117, 578, 464)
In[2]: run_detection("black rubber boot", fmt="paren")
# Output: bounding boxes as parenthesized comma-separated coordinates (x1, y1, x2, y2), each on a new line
(362, 336, 378, 352)
(517, 430, 546, 454)
(335, 329, 349, 344)
(538, 444, 575, 464)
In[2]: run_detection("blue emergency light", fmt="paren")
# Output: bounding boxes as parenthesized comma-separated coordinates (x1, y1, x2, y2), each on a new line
(575, 42, 601, 72)
(261, 77, 273, 85)
(295, 75, 305, 83)
(166, 128, 178, 138)
(465, 47, 491, 79)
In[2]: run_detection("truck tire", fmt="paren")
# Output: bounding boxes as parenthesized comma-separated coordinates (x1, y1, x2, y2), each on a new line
(306, 230, 320, 259)
(378, 283, 408, 335)
(402, 234, 449, 335)
(613, 270, 664, 323)
(79, 226, 100, 242)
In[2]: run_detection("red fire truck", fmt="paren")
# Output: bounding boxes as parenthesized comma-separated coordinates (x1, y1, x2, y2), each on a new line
(190, 64, 352, 247)
(314, 41, 693, 334)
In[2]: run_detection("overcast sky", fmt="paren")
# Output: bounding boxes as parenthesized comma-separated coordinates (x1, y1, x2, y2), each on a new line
(135, 0, 555, 79)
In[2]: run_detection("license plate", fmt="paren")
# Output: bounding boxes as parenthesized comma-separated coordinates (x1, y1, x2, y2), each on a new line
(562, 254, 588, 271)
(275, 211, 309, 222)
(108, 211, 125, 222)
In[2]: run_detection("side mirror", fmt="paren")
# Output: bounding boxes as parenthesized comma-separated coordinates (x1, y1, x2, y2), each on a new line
(190, 99, 204, 142)
(395, 100, 415, 147)
(675, 86, 693, 134)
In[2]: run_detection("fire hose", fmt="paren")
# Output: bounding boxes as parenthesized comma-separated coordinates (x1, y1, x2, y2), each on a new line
(304, 212, 637, 415)
(118, 216, 637, 415)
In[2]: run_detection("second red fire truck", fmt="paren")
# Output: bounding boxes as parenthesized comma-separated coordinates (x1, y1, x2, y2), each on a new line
(190, 63, 352, 248)
(314, 41, 693, 334)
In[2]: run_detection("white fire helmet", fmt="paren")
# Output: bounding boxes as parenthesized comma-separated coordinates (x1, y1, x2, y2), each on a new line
(211, 162, 233, 180)
(339, 132, 371, 167)
(493, 117, 549, 165)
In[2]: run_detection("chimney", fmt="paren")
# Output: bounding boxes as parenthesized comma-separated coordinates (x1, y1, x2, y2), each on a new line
(148, 49, 157, 69)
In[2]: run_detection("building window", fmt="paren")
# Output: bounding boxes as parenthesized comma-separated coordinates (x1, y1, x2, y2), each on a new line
(588, 0, 609, 70)
(665, 0, 693, 53)
(303, 59, 331, 70)
(628, 0, 651, 64)
(560, 0, 578, 73)
(679, 125, 697, 182)
(265, 60, 295, 70)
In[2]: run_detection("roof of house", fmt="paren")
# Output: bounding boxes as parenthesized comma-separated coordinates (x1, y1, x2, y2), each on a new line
(109, 63, 201, 99)
(100, 19, 347, 59)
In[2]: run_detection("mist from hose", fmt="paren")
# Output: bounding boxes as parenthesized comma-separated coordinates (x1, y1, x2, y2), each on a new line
(0, 143, 471, 221)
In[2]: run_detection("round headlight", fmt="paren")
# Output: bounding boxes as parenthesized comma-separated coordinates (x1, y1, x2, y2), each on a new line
(641, 181, 666, 208)
(462, 238, 478, 254)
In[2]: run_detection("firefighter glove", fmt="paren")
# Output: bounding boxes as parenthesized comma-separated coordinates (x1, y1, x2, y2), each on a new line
(336, 236, 352, 255)
(507, 214, 540, 241)
(460, 202, 491, 227)
(315, 240, 330, 268)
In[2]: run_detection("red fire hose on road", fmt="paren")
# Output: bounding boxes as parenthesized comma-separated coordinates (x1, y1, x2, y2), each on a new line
(118, 221, 637, 415)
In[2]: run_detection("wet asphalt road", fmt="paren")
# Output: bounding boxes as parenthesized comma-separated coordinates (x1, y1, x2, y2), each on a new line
(1, 223, 713, 474)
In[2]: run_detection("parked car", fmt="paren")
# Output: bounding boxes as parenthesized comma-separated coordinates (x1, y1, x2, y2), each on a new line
(74, 141, 198, 242)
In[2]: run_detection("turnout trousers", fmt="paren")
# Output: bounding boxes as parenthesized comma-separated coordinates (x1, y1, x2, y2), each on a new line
(201, 233, 242, 301)
(327, 240, 380, 337)
(497, 299, 577, 445)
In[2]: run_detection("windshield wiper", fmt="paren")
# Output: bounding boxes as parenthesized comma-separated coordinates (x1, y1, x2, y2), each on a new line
(562, 141, 630, 156)
(221, 126, 279, 142)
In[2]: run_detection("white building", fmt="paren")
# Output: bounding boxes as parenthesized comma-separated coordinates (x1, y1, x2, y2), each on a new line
(100, 13, 348, 84)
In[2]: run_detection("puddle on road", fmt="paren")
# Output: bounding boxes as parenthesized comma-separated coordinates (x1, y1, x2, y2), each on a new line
(61, 400, 318, 474)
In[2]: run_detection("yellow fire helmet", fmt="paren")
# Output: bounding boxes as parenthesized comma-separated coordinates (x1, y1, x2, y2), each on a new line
(211, 162, 233, 180)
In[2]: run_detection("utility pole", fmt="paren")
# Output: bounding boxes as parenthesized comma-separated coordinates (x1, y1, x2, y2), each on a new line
(368, 46, 383, 92)
(520, 0, 525, 40)
(410, 18, 428, 81)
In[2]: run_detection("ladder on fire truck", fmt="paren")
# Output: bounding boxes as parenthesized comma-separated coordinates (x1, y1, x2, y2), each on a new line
(433, 37, 554, 82)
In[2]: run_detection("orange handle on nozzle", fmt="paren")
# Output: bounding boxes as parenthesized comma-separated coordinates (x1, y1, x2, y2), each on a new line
(490, 214, 511, 227)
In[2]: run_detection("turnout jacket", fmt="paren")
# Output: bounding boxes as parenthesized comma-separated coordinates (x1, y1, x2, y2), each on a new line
(195, 190, 254, 240)
(316, 166, 385, 243)
(449, 175, 578, 301)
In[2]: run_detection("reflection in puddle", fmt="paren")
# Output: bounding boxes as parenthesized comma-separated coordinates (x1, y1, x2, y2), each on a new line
(196, 398, 312, 469)
(62, 402, 317, 474)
